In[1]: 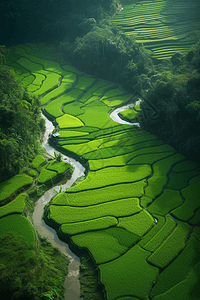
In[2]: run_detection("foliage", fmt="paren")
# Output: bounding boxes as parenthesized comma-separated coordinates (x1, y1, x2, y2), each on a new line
(0, 58, 45, 183)
(0, 232, 68, 300)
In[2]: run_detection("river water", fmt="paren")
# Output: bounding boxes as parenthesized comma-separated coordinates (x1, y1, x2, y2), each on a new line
(32, 116, 85, 300)
(32, 103, 139, 299)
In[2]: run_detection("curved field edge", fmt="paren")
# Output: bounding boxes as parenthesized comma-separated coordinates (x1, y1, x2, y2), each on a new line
(6, 42, 200, 300)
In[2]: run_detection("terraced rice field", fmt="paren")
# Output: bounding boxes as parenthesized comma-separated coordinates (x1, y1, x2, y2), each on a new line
(5, 43, 200, 300)
(112, 0, 200, 59)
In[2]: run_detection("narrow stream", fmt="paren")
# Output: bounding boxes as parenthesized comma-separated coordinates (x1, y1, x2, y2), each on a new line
(32, 102, 139, 299)
(32, 115, 85, 300)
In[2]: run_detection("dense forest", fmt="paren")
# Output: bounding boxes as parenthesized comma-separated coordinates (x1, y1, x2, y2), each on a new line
(0, 46, 45, 183)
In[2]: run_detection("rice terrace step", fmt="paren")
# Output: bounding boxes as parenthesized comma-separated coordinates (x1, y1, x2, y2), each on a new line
(4, 42, 200, 300)
(112, 0, 200, 59)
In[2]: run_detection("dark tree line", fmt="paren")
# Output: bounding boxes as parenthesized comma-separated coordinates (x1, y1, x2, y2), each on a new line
(0, 48, 45, 183)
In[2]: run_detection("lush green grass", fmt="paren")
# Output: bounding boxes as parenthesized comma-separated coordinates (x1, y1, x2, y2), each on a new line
(0, 193, 27, 218)
(117, 210, 155, 236)
(61, 216, 118, 235)
(139, 215, 166, 248)
(72, 228, 139, 264)
(128, 152, 174, 165)
(150, 235, 200, 299)
(7, 42, 200, 300)
(102, 94, 132, 107)
(46, 161, 70, 174)
(79, 101, 118, 128)
(59, 130, 89, 138)
(147, 189, 183, 216)
(145, 154, 185, 200)
(63, 102, 85, 116)
(148, 221, 191, 269)
(99, 245, 159, 299)
(40, 82, 73, 106)
(171, 176, 200, 223)
(172, 160, 198, 172)
(88, 144, 174, 170)
(120, 107, 139, 120)
(68, 165, 151, 192)
(44, 89, 83, 115)
(56, 114, 84, 128)
(37, 168, 57, 184)
(29, 169, 37, 177)
(17, 57, 42, 72)
(92, 84, 115, 96)
(144, 215, 176, 252)
(52, 182, 146, 206)
(49, 198, 142, 224)
(0, 214, 35, 246)
(101, 88, 125, 100)
(32, 155, 46, 169)
(34, 72, 61, 97)
(0, 174, 33, 202)
(83, 139, 164, 160)
(167, 169, 200, 190)
(75, 76, 96, 90)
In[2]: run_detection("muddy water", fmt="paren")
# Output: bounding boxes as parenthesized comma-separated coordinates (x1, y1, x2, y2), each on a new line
(32, 115, 85, 300)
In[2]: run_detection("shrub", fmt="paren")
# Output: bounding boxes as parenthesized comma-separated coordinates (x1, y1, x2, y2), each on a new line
(29, 169, 37, 177)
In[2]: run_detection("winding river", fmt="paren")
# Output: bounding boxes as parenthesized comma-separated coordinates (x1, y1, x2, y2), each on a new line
(32, 103, 139, 300)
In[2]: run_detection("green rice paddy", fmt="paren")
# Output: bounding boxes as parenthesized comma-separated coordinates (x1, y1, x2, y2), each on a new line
(5, 43, 200, 300)
(0, 174, 33, 202)
(112, 0, 200, 59)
